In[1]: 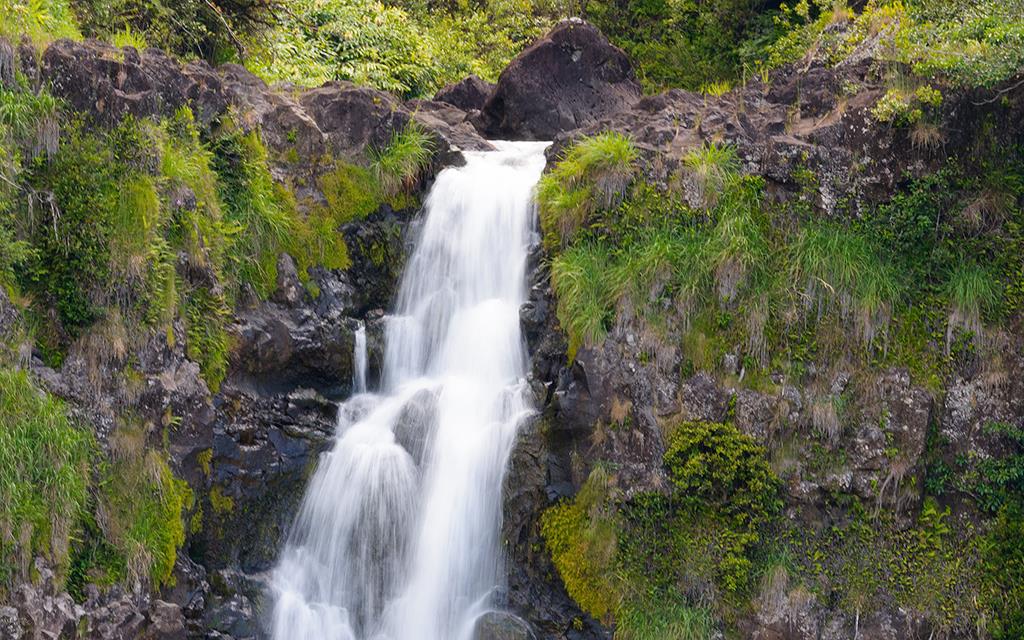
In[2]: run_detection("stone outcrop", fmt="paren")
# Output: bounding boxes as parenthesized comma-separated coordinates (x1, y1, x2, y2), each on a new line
(42, 40, 228, 126)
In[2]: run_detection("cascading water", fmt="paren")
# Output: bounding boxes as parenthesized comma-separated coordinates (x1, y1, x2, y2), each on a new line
(271, 140, 550, 640)
(352, 322, 368, 394)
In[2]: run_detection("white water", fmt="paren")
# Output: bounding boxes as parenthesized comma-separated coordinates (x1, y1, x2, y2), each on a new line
(353, 322, 368, 394)
(271, 141, 550, 640)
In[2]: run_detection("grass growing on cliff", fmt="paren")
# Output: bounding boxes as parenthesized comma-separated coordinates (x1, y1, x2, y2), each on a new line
(99, 450, 192, 587)
(550, 241, 615, 361)
(790, 222, 903, 348)
(944, 261, 1002, 351)
(370, 122, 434, 203)
(0, 368, 92, 587)
(538, 132, 638, 249)
(211, 125, 297, 299)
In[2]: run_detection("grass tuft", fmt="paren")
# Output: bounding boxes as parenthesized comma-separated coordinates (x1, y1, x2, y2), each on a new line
(790, 222, 903, 348)
(944, 261, 1002, 353)
(538, 132, 638, 248)
(682, 142, 740, 210)
(551, 241, 615, 361)
(370, 122, 434, 201)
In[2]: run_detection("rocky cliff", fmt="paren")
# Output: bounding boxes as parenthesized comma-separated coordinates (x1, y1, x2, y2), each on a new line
(1, 16, 1022, 640)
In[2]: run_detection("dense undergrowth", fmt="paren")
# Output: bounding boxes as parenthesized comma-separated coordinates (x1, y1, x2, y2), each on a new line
(540, 129, 1024, 637)
(4, 0, 1023, 99)
(0, 66, 433, 598)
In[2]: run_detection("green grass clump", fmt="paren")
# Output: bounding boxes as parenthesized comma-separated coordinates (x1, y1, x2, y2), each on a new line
(0, 368, 92, 587)
(614, 600, 715, 640)
(370, 122, 434, 202)
(790, 222, 903, 348)
(682, 142, 741, 210)
(319, 161, 382, 225)
(211, 126, 297, 299)
(706, 176, 770, 304)
(944, 261, 1002, 352)
(550, 241, 616, 361)
(160, 107, 228, 271)
(538, 132, 638, 248)
(99, 447, 192, 587)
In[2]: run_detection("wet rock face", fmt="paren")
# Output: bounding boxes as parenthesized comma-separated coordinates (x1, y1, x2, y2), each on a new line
(473, 610, 538, 640)
(482, 19, 641, 140)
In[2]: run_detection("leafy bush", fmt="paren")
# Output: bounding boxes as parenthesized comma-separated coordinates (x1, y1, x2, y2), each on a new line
(542, 422, 779, 632)
(540, 469, 619, 622)
(0, 368, 92, 587)
(247, 0, 554, 97)
(663, 420, 781, 590)
(763, 0, 1024, 89)
(71, 0, 282, 62)
(983, 503, 1024, 639)
(583, 0, 778, 92)
(0, 0, 80, 43)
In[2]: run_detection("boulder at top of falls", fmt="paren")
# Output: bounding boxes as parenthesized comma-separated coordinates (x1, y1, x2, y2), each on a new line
(481, 18, 640, 140)
(434, 74, 495, 112)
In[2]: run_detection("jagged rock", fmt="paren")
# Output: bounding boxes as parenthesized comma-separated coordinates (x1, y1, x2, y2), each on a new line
(482, 19, 641, 140)
(299, 81, 411, 160)
(219, 64, 326, 162)
(473, 611, 538, 640)
(143, 601, 186, 640)
(42, 39, 227, 126)
(410, 99, 495, 154)
(435, 74, 495, 112)
(0, 37, 15, 87)
(0, 606, 23, 639)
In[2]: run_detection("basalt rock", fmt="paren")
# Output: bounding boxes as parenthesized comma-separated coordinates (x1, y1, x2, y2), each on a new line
(41, 39, 228, 126)
(482, 19, 641, 140)
(435, 74, 495, 112)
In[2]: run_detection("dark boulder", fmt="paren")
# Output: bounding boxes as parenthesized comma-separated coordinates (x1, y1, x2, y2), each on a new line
(434, 74, 495, 112)
(481, 19, 640, 140)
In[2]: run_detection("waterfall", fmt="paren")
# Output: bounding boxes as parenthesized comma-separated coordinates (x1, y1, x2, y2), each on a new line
(353, 322, 368, 394)
(271, 140, 550, 640)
